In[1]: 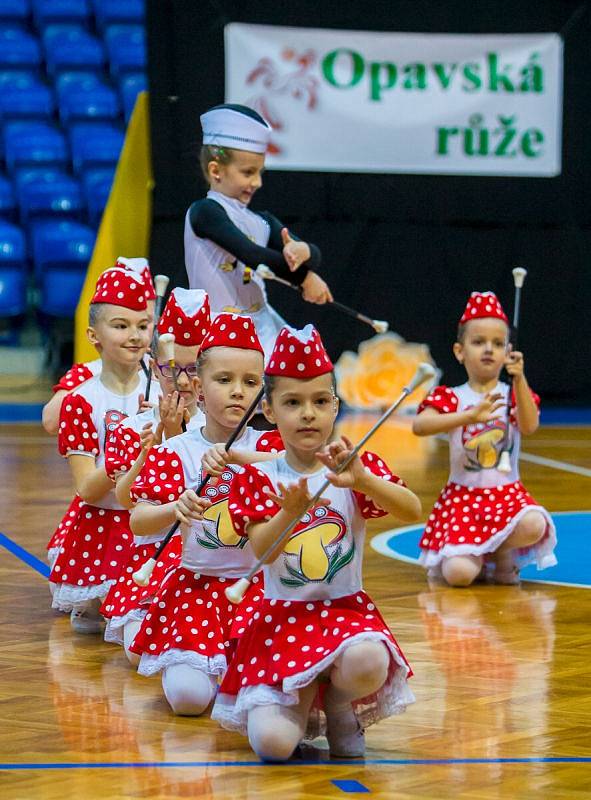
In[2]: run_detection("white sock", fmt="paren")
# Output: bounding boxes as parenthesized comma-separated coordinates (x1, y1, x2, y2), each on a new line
(123, 618, 142, 666)
(161, 664, 217, 716)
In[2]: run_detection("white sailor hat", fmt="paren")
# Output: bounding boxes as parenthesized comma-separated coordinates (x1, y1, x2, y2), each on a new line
(200, 104, 271, 154)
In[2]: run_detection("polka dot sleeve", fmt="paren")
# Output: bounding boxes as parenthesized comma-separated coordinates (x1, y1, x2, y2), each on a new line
(353, 451, 407, 520)
(228, 464, 279, 538)
(58, 393, 100, 457)
(130, 446, 186, 505)
(255, 430, 284, 454)
(417, 385, 459, 415)
(104, 424, 141, 480)
(52, 362, 94, 394)
(509, 385, 541, 426)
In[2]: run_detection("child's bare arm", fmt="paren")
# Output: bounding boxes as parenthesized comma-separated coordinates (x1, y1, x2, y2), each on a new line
(412, 393, 505, 436)
(42, 390, 68, 435)
(68, 454, 113, 504)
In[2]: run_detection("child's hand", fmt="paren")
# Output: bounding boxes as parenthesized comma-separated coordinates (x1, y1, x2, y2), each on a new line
(263, 477, 329, 518)
(159, 392, 189, 439)
(201, 444, 233, 477)
(316, 436, 365, 489)
(136, 393, 155, 414)
(301, 271, 333, 304)
(139, 422, 159, 453)
(505, 348, 525, 381)
(281, 228, 310, 271)
(466, 392, 505, 424)
(175, 489, 211, 525)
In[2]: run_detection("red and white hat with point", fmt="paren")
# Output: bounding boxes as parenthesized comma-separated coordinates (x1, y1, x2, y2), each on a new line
(157, 288, 211, 347)
(459, 292, 509, 325)
(200, 313, 264, 354)
(115, 256, 156, 301)
(266, 324, 333, 378)
(91, 267, 147, 311)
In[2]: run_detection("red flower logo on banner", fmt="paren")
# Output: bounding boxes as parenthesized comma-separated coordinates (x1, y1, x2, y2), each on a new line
(246, 48, 319, 154)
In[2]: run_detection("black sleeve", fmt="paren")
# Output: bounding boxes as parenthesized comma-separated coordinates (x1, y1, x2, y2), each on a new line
(189, 199, 298, 278)
(259, 211, 321, 285)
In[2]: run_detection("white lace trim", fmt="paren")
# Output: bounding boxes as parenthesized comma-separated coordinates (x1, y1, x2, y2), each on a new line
(51, 580, 115, 612)
(211, 632, 415, 739)
(419, 505, 557, 573)
(137, 648, 228, 677)
(104, 609, 147, 646)
(47, 547, 60, 568)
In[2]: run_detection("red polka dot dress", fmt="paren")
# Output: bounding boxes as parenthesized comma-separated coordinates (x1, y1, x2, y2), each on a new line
(417, 383, 556, 575)
(100, 406, 206, 645)
(49, 374, 150, 612)
(211, 452, 415, 740)
(46, 359, 102, 566)
(128, 426, 280, 678)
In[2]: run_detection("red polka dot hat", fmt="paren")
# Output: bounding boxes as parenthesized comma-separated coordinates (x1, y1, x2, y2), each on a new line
(115, 256, 156, 301)
(157, 288, 211, 346)
(266, 324, 333, 378)
(91, 268, 147, 311)
(201, 313, 264, 354)
(459, 292, 509, 325)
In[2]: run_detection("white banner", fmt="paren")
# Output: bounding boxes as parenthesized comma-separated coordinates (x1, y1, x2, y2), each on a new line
(224, 23, 563, 177)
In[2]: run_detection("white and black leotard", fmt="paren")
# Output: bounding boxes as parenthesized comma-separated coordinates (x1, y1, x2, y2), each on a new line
(184, 190, 321, 359)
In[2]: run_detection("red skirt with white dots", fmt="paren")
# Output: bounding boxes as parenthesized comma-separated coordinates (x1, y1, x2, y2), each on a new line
(212, 591, 415, 739)
(49, 504, 133, 612)
(129, 568, 264, 678)
(47, 495, 82, 567)
(419, 481, 557, 573)
(100, 535, 183, 646)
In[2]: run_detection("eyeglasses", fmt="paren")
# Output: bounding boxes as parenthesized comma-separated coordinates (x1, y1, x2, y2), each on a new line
(156, 363, 198, 379)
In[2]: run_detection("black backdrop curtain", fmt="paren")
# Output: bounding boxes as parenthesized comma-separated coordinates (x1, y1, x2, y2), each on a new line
(146, 0, 591, 405)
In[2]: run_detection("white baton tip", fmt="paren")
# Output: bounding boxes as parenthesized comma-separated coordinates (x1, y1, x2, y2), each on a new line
(512, 268, 527, 288)
(497, 451, 512, 473)
(154, 274, 170, 297)
(225, 578, 251, 604)
(132, 558, 156, 586)
(372, 320, 389, 334)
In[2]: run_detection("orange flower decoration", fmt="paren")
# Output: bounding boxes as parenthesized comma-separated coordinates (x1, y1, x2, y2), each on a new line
(335, 333, 437, 410)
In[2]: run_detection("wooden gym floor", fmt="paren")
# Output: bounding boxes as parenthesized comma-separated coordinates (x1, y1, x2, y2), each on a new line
(0, 418, 590, 799)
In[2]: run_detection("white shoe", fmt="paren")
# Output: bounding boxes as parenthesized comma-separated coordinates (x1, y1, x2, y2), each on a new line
(70, 601, 103, 634)
(326, 709, 365, 758)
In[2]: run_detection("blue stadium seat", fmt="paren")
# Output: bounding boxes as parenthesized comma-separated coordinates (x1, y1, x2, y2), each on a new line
(0, 218, 27, 317)
(119, 71, 146, 122)
(16, 168, 83, 222)
(32, 0, 91, 29)
(69, 121, 123, 173)
(43, 24, 105, 74)
(56, 72, 120, 122)
(31, 217, 95, 315)
(0, 0, 30, 22)
(92, 0, 144, 30)
(0, 71, 54, 119)
(104, 24, 146, 76)
(0, 173, 17, 218)
(0, 25, 42, 69)
(81, 166, 113, 225)
(4, 121, 69, 172)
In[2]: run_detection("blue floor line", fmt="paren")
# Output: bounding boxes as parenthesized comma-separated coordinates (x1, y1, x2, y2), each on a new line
(1, 756, 590, 770)
(0, 531, 50, 578)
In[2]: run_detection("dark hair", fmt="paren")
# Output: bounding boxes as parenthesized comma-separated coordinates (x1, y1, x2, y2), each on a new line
(264, 371, 338, 403)
(199, 145, 235, 183)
